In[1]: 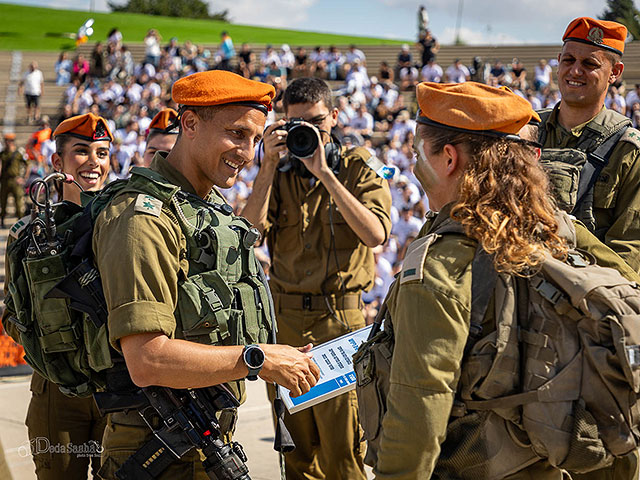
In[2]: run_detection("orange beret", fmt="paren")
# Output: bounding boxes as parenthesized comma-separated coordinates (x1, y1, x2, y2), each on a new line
(147, 108, 179, 136)
(4, 133, 16, 140)
(53, 113, 113, 142)
(172, 71, 275, 112)
(416, 82, 536, 137)
(563, 17, 627, 55)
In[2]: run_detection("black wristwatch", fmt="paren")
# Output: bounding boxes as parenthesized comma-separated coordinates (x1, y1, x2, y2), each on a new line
(242, 344, 265, 381)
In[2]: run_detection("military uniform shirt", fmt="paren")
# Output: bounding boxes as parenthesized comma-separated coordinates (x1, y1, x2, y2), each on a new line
(265, 147, 392, 295)
(93, 152, 224, 350)
(0, 150, 25, 180)
(375, 204, 474, 479)
(542, 107, 640, 272)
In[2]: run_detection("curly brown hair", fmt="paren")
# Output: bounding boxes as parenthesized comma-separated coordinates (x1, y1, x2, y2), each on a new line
(417, 124, 568, 274)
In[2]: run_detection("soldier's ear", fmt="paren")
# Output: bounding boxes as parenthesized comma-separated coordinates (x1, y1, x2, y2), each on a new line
(51, 152, 63, 172)
(610, 61, 624, 84)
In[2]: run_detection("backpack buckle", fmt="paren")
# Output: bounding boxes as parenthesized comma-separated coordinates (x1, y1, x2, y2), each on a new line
(532, 278, 563, 305)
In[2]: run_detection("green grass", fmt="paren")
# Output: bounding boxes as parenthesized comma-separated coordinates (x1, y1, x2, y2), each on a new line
(0, 3, 406, 52)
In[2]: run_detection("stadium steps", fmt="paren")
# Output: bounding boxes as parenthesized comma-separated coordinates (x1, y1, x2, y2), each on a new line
(4, 41, 640, 147)
(0, 51, 64, 146)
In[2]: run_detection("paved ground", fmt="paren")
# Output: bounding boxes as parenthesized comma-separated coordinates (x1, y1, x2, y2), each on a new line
(0, 207, 374, 479)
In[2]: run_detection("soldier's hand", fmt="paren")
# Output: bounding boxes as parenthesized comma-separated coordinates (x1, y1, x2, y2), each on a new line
(259, 343, 320, 397)
(261, 120, 288, 168)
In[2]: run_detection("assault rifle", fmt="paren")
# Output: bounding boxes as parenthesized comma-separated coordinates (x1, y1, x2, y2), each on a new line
(95, 382, 250, 480)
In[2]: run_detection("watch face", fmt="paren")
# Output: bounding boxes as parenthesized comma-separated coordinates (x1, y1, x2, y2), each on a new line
(245, 346, 265, 368)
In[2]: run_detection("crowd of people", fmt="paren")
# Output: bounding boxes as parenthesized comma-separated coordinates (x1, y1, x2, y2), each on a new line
(3, 24, 638, 325)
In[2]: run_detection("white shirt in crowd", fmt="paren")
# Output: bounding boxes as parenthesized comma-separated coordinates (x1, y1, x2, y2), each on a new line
(445, 64, 470, 83)
(421, 63, 443, 83)
(23, 69, 44, 96)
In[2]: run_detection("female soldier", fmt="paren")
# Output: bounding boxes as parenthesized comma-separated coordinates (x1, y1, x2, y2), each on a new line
(4, 113, 112, 480)
(369, 82, 570, 479)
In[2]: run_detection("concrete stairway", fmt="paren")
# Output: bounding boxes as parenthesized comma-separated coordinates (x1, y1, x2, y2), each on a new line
(0, 50, 66, 147)
(4, 40, 640, 148)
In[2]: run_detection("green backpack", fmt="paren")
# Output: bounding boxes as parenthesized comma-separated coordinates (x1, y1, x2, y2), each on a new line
(354, 216, 640, 477)
(3, 168, 275, 399)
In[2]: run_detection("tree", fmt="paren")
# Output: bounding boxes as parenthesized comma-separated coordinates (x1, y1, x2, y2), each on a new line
(108, 0, 229, 21)
(600, 0, 640, 41)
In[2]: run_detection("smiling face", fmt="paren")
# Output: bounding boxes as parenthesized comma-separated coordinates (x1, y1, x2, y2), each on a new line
(52, 137, 111, 204)
(557, 41, 623, 109)
(181, 105, 266, 195)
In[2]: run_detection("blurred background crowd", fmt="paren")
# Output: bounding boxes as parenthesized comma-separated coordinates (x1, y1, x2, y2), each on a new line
(3, 24, 638, 323)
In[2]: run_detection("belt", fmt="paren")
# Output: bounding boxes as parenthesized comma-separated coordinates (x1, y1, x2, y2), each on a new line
(276, 292, 361, 311)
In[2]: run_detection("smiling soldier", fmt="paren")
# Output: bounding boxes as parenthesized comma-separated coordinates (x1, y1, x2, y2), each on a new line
(538, 17, 640, 273)
(537, 16, 640, 480)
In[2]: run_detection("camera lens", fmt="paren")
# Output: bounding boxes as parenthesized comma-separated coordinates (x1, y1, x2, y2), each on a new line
(286, 124, 319, 158)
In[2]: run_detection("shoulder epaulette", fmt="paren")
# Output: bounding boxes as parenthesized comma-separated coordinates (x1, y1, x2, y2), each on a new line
(620, 127, 640, 149)
(9, 215, 31, 239)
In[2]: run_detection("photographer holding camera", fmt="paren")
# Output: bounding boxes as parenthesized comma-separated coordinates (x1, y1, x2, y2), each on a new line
(242, 77, 392, 480)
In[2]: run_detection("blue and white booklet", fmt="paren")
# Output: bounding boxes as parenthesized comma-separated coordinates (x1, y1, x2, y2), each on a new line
(278, 324, 373, 414)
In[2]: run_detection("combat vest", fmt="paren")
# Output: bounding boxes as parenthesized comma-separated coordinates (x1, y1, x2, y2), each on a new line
(4, 167, 273, 401)
(537, 107, 635, 237)
(353, 214, 640, 478)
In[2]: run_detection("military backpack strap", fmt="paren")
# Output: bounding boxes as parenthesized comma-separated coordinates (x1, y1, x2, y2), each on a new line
(574, 125, 627, 213)
(467, 248, 497, 355)
(536, 108, 554, 146)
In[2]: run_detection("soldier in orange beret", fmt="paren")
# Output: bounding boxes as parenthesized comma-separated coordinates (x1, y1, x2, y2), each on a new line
(92, 70, 320, 479)
(353, 81, 640, 479)
(2, 113, 112, 480)
(142, 107, 179, 167)
(537, 19, 640, 480)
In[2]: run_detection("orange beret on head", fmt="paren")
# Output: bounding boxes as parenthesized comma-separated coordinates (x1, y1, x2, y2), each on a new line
(147, 108, 179, 136)
(563, 17, 627, 55)
(416, 82, 537, 137)
(172, 71, 275, 113)
(53, 113, 113, 142)
(3, 133, 16, 140)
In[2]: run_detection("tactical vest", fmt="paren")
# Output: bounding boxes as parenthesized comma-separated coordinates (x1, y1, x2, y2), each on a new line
(4, 167, 273, 402)
(353, 215, 640, 478)
(537, 108, 632, 236)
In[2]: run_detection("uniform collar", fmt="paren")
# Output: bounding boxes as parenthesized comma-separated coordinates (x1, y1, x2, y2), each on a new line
(149, 151, 225, 204)
(150, 151, 200, 197)
(548, 104, 607, 138)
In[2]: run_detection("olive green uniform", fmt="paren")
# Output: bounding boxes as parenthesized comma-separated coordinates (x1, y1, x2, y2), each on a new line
(0, 149, 25, 223)
(265, 147, 392, 480)
(541, 105, 640, 480)
(541, 106, 640, 272)
(2, 230, 106, 480)
(373, 206, 640, 480)
(93, 153, 245, 480)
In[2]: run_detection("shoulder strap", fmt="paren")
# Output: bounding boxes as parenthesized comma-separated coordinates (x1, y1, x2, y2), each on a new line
(574, 125, 627, 212)
(126, 167, 181, 204)
(467, 248, 497, 354)
(536, 108, 554, 146)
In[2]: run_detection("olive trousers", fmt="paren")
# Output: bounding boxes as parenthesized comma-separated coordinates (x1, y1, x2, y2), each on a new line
(25, 373, 106, 480)
(0, 180, 23, 221)
(269, 299, 367, 480)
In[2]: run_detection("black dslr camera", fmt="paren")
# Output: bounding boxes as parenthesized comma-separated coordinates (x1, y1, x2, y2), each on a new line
(282, 118, 319, 158)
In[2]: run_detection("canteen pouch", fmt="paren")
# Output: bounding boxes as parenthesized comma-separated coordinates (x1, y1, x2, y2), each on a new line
(353, 327, 394, 467)
(24, 254, 77, 354)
